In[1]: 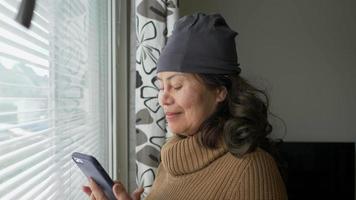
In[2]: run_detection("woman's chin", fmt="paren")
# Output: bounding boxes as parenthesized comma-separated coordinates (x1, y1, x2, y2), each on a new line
(168, 128, 197, 137)
(167, 126, 180, 134)
(167, 125, 186, 135)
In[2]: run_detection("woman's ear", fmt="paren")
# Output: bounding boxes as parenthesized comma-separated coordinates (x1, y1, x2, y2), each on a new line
(216, 87, 227, 103)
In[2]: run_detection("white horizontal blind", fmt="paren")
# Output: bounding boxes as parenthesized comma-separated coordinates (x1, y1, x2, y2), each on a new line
(0, 0, 110, 200)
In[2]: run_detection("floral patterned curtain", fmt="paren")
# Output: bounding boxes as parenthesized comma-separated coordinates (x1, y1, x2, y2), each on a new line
(135, 0, 179, 197)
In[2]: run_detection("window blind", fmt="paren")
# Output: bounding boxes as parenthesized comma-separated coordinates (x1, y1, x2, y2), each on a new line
(0, 0, 111, 199)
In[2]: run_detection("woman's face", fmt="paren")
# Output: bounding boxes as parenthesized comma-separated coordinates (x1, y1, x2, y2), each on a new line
(157, 72, 226, 136)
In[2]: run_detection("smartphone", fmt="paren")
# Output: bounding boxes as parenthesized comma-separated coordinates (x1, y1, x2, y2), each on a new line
(72, 152, 116, 200)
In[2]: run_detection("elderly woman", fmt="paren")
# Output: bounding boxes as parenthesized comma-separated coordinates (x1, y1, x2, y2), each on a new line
(84, 13, 287, 200)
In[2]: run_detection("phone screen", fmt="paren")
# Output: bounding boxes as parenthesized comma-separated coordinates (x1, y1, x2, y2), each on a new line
(72, 152, 116, 200)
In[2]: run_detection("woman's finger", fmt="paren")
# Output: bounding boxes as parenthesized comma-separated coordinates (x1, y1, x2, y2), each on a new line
(82, 185, 92, 196)
(89, 178, 107, 200)
(131, 187, 144, 200)
(112, 182, 131, 200)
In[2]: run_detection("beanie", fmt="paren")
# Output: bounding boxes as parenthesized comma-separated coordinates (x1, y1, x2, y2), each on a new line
(156, 12, 241, 74)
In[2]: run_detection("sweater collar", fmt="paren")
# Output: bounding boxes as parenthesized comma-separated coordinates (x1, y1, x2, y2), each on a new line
(161, 134, 228, 176)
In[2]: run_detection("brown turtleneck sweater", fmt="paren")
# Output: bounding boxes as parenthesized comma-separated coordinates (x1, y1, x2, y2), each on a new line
(145, 135, 287, 200)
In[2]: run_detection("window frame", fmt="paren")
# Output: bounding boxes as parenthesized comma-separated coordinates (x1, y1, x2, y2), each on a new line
(109, 0, 130, 186)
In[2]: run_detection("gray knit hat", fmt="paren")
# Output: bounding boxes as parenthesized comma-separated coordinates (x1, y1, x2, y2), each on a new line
(157, 13, 241, 74)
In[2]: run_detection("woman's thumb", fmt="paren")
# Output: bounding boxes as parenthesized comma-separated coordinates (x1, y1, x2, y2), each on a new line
(131, 187, 144, 200)
(113, 182, 130, 199)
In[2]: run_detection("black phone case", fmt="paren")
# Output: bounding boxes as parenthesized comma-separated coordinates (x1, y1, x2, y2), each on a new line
(72, 152, 116, 200)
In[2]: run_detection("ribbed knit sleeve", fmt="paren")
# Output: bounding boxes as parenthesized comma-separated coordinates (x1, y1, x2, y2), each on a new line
(236, 151, 288, 200)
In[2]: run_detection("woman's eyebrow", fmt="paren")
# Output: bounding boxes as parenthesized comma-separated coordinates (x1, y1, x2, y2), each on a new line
(157, 73, 185, 81)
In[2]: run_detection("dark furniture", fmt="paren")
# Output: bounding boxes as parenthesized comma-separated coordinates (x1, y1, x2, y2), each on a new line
(277, 142, 355, 200)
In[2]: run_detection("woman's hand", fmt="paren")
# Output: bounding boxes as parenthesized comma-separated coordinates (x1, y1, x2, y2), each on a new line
(82, 178, 144, 200)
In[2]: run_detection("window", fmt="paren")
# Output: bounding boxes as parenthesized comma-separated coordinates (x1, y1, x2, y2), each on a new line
(0, 0, 112, 199)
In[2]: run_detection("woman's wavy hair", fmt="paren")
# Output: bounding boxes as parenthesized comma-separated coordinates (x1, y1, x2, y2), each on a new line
(195, 73, 278, 157)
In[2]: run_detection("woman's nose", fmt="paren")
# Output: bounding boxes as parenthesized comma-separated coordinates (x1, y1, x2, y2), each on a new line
(159, 89, 174, 106)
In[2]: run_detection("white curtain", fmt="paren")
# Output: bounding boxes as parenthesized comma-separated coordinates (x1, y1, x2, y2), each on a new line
(135, 0, 179, 198)
(0, 0, 110, 199)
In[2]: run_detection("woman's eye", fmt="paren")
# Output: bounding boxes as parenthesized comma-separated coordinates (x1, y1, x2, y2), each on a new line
(173, 85, 182, 90)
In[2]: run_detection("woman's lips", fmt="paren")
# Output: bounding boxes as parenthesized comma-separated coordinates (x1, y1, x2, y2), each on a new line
(165, 112, 181, 120)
